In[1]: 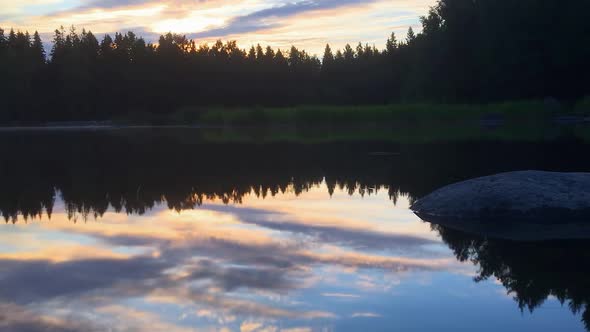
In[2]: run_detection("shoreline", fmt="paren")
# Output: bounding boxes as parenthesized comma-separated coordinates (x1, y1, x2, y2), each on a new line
(0, 115, 587, 130)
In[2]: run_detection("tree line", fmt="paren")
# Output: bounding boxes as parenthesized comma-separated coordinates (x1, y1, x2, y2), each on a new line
(0, 0, 588, 122)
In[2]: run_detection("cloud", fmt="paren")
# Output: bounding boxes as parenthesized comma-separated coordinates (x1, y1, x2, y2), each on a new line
(0, 192, 456, 331)
(79, 0, 156, 10)
(184, 259, 297, 292)
(193, 0, 379, 38)
(95, 305, 197, 332)
(0, 250, 304, 305)
(0, 303, 103, 332)
(0, 301, 199, 332)
(0, 220, 450, 322)
(242, 0, 373, 19)
(281, 328, 312, 332)
(0, 254, 332, 322)
(321, 293, 360, 298)
(0, 0, 431, 56)
(201, 204, 440, 253)
(184, 291, 335, 319)
(241, 321, 263, 332)
(0, 256, 168, 304)
(351, 312, 381, 318)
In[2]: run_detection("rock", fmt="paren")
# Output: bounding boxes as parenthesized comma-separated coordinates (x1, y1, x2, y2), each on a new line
(412, 171, 590, 240)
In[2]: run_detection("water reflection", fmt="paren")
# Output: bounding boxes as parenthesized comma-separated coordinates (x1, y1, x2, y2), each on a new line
(434, 224, 590, 330)
(0, 186, 455, 331)
(1, 131, 589, 222)
(0, 131, 589, 331)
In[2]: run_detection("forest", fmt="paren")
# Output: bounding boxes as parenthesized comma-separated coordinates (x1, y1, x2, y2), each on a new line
(0, 0, 589, 122)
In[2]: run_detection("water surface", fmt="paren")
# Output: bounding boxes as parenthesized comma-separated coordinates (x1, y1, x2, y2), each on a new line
(0, 130, 588, 331)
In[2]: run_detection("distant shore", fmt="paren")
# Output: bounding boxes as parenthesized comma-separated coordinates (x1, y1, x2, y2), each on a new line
(0, 105, 587, 144)
(2, 99, 588, 127)
(0, 100, 588, 143)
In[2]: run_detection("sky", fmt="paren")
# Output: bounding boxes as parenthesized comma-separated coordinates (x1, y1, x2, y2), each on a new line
(0, 0, 435, 55)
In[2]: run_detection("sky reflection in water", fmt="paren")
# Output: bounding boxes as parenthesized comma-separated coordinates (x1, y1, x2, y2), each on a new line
(0, 182, 586, 332)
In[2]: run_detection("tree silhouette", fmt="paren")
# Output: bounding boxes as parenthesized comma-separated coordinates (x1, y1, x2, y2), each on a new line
(435, 224, 590, 331)
(406, 27, 416, 44)
(31, 31, 45, 65)
(0, 0, 588, 122)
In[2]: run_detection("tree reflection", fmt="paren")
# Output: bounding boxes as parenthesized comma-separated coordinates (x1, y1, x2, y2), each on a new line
(0, 131, 589, 222)
(434, 224, 590, 330)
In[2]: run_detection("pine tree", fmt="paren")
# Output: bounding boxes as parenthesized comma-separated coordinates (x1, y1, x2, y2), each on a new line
(386, 32, 397, 54)
(288, 46, 300, 67)
(50, 26, 66, 61)
(356, 42, 364, 59)
(80, 30, 99, 62)
(68, 25, 80, 48)
(406, 27, 416, 44)
(99, 34, 114, 58)
(8, 28, 17, 48)
(322, 44, 334, 65)
(32, 31, 46, 65)
(274, 49, 287, 67)
(0, 28, 6, 66)
(247, 46, 256, 62)
(255, 44, 264, 62)
(264, 46, 275, 61)
(343, 44, 355, 63)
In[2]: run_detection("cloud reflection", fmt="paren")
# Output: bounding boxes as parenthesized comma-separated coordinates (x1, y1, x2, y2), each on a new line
(0, 184, 459, 331)
(0, 303, 102, 332)
(203, 204, 441, 253)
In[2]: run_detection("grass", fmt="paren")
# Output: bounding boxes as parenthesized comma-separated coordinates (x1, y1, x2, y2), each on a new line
(195, 101, 555, 126)
(575, 96, 590, 114)
(108, 99, 590, 143)
(112, 99, 590, 126)
(196, 122, 575, 144)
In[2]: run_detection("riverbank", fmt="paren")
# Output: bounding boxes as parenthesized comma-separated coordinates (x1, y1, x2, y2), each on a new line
(0, 122, 588, 144)
(196, 100, 589, 125)
(104, 99, 590, 126)
(2, 99, 588, 128)
(1, 99, 588, 143)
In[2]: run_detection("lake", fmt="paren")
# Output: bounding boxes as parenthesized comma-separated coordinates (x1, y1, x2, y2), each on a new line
(0, 129, 589, 331)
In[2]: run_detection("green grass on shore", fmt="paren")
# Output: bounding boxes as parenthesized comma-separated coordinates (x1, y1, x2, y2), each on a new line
(109, 99, 590, 143)
(112, 99, 590, 127)
(195, 101, 557, 125)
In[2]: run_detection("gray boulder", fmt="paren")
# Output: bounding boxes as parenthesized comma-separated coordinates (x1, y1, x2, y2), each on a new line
(412, 171, 590, 240)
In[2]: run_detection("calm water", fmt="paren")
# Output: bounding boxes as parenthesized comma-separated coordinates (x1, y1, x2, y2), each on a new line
(1, 130, 589, 331)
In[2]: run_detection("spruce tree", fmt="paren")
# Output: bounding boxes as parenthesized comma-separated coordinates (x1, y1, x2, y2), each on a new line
(32, 31, 46, 65)
(406, 27, 416, 44)
(386, 32, 397, 54)
(322, 44, 334, 65)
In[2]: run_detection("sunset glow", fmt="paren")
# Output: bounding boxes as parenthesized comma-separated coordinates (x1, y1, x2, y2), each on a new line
(0, 0, 434, 55)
